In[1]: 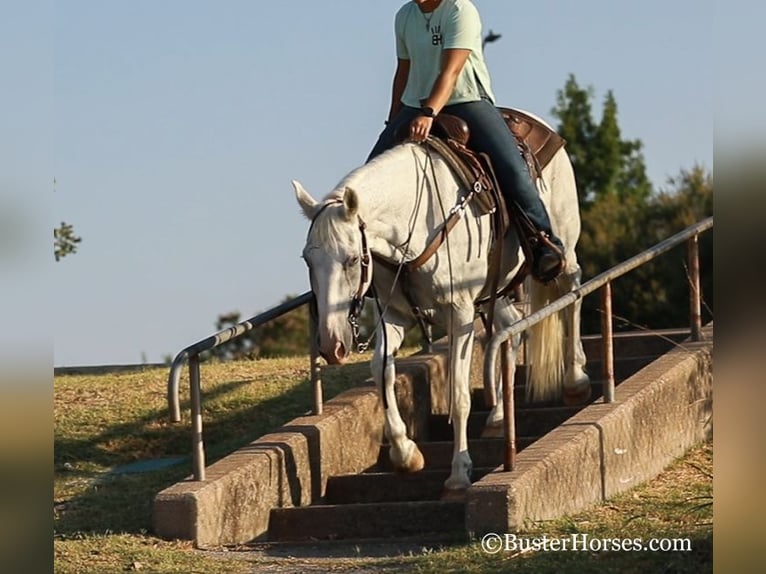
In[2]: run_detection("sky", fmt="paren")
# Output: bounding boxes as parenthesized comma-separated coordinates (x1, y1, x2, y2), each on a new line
(3, 0, 722, 367)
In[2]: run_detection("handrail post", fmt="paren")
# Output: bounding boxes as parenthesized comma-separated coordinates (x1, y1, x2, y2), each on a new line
(189, 354, 206, 481)
(309, 297, 323, 415)
(601, 282, 615, 403)
(688, 233, 702, 341)
(167, 355, 183, 422)
(501, 340, 516, 471)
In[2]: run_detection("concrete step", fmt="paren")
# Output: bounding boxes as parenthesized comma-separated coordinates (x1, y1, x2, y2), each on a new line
(373, 437, 537, 472)
(428, 405, 582, 442)
(471, 355, 661, 410)
(325, 467, 494, 504)
(581, 328, 689, 361)
(268, 500, 465, 542)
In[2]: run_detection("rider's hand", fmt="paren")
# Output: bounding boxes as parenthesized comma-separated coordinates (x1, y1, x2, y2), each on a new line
(409, 115, 434, 143)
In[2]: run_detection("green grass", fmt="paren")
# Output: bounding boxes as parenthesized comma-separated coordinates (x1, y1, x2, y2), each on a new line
(54, 353, 712, 573)
(407, 441, 712, 573)
(54, 353, 375, 573)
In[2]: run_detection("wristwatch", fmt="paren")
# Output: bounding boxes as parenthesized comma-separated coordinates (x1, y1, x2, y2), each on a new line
(420, 106, 436, 118)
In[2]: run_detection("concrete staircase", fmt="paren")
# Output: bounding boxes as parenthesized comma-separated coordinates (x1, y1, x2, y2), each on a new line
(153, 327, 713, 548)
(266, 329, 692, 542)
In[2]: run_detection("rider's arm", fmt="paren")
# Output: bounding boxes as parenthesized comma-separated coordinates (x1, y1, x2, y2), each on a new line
(423, 48, 471, 115)
(409, 48, 470, 142)
(387, 58, 410, 123)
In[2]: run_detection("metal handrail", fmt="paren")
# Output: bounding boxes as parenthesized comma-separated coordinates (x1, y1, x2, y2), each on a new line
(168, 217, 712, 481)
(166, 290, 317, 480)
(489, 216, 713, 470)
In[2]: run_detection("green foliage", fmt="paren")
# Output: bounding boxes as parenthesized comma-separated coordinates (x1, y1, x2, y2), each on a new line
(208, 293, 433, 362)
(54, 178, 82, 262)
(552, 75, 712, 334)
(631, 166, 714, 330)
(257, 297, 311, 357)
(552, 75, 652, 209)
(207, 295, 311, 361)
(54, 221, 82, 261)
(358, 298, 433, 350)
(577, 168, 713, 334)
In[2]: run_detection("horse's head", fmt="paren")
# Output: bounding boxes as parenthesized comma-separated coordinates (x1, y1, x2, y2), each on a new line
(294, 180, 373, 365)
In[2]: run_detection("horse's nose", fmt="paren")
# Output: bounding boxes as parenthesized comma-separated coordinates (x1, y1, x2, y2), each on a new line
(332, 341, 348, 364)
(318, 340, 347, 365)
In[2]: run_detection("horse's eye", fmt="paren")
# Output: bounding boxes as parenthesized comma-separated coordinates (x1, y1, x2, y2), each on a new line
(345, 255, 360, 268)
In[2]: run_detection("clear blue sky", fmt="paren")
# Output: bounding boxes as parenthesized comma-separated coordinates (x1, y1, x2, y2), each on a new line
(36, 0, 716, 366)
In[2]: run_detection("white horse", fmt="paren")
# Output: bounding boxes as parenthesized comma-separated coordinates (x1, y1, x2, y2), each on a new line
(295, 123, 590, 495)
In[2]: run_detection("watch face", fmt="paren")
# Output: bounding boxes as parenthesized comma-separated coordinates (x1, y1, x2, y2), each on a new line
(422, 107, 435, 117)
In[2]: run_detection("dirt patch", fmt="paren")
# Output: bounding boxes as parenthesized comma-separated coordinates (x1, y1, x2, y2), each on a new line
(201, 536, 461, 573)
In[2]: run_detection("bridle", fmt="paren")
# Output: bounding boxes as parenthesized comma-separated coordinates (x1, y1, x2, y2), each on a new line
(347, 217, 371, 349)
(308, 200, 373, 351)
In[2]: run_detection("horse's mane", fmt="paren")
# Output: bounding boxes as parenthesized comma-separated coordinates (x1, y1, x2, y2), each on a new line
(307, 199, 344, 252)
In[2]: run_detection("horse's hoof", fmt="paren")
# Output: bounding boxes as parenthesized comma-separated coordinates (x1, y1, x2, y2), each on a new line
(441, 487, 468, 502)
(395, 444, 425, 474)
(563, 383, 592, 406)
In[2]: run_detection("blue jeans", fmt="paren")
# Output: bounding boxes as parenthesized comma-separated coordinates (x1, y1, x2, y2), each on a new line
(368, 99, 558, 241)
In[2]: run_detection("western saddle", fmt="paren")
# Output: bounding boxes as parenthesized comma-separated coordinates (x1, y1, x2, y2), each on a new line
(387, 107, 567, 342)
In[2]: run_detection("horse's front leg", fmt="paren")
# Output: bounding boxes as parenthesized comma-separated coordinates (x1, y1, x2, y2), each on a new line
(371, 319, 424, 474)
(443, 306, 477, 495)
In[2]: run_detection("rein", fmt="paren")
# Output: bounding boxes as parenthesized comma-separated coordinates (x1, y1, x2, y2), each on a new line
(348, 218, 371, 350)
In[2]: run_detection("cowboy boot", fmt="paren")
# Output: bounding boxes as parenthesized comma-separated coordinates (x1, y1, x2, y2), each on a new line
(531, 232, 565, 283)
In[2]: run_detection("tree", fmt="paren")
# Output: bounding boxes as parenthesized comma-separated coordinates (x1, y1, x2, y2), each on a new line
(551, 75, 711, 334)
(551, 75, 651, 210)
(54, 178, 82, 261)
(552, 75, 596, 204)
(54, 222, 82, 261)
(206, 291, 432, 363)
(206, 295, 311, 361)
(635, 166, 714, 329)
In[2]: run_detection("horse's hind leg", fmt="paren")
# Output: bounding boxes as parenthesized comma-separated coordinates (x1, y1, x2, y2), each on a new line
(371, 318, 424, 474)
(483, 297, 523, 434)
(560, 263, 591, 404)
(443, 306, 477, 496)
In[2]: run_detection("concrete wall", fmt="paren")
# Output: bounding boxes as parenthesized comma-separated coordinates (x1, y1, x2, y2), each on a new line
(465, 325, 713, 535)
(153, 386, 384, 548)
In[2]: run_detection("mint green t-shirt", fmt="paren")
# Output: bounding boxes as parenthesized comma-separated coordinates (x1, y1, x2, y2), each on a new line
(395, 0, 496, 108)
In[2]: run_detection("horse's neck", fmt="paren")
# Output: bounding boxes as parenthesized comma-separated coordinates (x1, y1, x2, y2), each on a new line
(342, 145, 461, 261)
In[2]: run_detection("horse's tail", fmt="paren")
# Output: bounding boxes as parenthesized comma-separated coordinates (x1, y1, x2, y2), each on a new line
(525, 279, 565, 403)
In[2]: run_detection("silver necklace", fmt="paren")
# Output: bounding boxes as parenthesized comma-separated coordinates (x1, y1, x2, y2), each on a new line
(421, 9, 435, 31)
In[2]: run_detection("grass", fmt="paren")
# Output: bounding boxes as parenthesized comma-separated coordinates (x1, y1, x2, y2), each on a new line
(407, 441, 712, 573)
(54, 353, 375, 573)
(54, 353, 712, 573)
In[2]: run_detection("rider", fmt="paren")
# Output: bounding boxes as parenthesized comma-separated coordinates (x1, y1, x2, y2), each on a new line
(367, 0, 565, 283)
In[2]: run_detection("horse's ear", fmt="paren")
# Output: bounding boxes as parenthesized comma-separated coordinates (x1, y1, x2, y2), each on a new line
(342, 187, 359, 220)
(293, 180, 319, 220)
